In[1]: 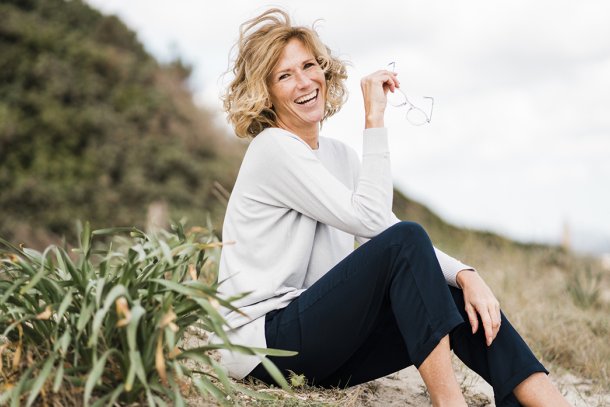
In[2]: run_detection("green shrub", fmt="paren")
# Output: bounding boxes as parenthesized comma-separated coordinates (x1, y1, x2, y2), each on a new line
(567, 265, 602, 310)
(0, 223, 292, 406)
(0, 0, 244, 246)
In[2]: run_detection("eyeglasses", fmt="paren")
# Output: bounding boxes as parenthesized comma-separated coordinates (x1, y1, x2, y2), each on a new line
(387, 62, 434, 126)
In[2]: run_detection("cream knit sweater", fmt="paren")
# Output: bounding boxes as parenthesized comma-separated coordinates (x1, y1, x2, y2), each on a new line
(216, 127, 472, 379)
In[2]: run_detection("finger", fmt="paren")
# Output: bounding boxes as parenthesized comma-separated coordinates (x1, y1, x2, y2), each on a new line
(491, 303, 502, 339)
(363, 72, 397, 92)
(380, 73, 398, 92)
(389, 71, 400, 87)
(388, 72, 400, 88)
(464, 303, 478, 334)
(478, 306, 493, 346)
(376, 70, 399, 89)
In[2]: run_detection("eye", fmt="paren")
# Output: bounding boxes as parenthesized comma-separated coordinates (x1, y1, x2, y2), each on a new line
(278, 73, 289, 81)
(304, 62, 316, 69)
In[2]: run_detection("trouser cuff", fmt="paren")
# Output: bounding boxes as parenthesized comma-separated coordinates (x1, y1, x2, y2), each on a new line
(495, 362, 549, 406)
(412, 313, 464, 368)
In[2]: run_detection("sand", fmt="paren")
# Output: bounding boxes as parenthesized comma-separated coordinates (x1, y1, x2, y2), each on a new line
(355, 363, 610, 407)
(184, 327, 610, 406)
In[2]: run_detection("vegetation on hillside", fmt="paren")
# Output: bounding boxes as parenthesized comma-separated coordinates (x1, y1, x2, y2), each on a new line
(0, 0, 244, 248)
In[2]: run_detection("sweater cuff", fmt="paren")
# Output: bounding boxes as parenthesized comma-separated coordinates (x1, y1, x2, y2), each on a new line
(363, 127, 389, 154)
(434, 246, 475, 288)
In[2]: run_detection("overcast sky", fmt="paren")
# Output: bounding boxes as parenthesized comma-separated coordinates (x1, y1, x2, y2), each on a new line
(86, 0, 610, 253)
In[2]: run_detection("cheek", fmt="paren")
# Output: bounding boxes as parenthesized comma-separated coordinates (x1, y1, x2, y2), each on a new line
(269, 85, 289, 108)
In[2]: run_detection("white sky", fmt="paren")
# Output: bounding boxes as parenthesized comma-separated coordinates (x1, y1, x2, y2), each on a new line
(86, 0, 610, 252)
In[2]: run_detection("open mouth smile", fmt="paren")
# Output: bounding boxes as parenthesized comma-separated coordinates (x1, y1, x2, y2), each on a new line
(295, 89, 318, 105)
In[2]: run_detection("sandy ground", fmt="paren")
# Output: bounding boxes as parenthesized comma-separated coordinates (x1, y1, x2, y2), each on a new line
(184, 328, 610, 406)
(355, 363, 610, 407)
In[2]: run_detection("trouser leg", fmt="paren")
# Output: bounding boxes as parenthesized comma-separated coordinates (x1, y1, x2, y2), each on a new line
(447, 286, 548, 407)
(319, 288, 549, 406)
(253, 296, 414, 388)
(249, 221, 463, 385)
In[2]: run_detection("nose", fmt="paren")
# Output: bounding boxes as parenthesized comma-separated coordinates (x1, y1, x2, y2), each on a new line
(294, 70, 312, 89)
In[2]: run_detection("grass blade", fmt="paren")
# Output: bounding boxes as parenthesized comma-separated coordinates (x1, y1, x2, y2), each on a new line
(56, 290, 73, 321)
(11, 365, 34, 407)
(89, 285, 128, 346)
(92, 226, 141, 236)
(25, 356, 55, 407)
(52, 362, 64, 393)
(193, 376, 227, 402)
(128, 350, 150, 391)
(259, 356, 292, 392)
(126, 304, 145, 351)
(84, 349, 113, 407)
(19, 246, 54, 294)
(77, 302, 93, 333)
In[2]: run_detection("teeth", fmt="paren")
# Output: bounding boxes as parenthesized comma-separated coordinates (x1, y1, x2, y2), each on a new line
(295, 90, 317, 104)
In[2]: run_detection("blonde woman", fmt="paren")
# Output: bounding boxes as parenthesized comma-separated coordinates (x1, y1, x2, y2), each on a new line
(218, 8, 569, 407)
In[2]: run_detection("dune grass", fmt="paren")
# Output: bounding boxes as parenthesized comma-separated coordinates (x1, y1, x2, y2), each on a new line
(445, 237, 610, 391)
(0, 222, 293, 406)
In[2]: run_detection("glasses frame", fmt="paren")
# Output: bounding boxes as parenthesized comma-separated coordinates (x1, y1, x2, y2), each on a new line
(387, 62, 434, 126)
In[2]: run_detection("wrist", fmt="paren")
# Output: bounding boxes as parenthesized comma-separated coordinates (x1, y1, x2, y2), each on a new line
(365, 113, 384, 129)
(456, 268, 477, 289)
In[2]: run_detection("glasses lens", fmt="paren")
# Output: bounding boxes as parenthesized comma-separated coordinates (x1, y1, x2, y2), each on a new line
(387, 88, 407, 107)
(406, 108, 429, 126)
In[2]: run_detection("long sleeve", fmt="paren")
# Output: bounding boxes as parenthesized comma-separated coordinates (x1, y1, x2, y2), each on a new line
(247, 127, 394, 238)
(346, 142, 474, 287)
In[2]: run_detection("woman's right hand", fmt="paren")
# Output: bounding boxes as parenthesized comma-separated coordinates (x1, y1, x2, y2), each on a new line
(361, 70, 400, 128)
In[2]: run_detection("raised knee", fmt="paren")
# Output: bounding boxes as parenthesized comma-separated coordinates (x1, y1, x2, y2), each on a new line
(387, 221, 430, 244)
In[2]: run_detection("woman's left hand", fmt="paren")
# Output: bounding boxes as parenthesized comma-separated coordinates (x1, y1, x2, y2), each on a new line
(360, 70, 400, 128)
(456, 270, 501, 346)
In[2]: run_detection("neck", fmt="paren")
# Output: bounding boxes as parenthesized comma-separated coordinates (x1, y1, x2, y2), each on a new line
(277, 121, 320, 150)
(297, 130, 319, 150)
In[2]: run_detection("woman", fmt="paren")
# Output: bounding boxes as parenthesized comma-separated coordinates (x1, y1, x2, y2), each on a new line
(218, 8, 570, 407)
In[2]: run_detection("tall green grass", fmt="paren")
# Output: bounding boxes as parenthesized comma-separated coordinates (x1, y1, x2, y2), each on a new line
(0, 222, 293, 406)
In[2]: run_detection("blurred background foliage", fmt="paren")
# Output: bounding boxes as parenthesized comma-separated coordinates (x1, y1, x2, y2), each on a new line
(0, 0, 245, 247)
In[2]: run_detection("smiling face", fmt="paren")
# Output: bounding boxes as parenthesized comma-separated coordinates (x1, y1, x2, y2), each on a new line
(268, 38, 327, 138)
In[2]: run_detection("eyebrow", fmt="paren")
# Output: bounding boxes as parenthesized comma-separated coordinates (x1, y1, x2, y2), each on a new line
(273, 58, 317, 76)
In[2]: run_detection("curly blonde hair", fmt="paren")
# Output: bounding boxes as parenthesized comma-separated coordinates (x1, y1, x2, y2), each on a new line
(222, 8, 348, 138)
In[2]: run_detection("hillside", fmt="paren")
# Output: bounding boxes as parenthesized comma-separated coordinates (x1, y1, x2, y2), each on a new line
(0, 0, 245, 247)
(0, 0, 608, 399)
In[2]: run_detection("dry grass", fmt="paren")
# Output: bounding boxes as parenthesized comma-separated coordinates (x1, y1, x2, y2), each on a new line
(183, 374, 363, 407)
(454, 240, 610, 391)
(180, 328, 363, 407)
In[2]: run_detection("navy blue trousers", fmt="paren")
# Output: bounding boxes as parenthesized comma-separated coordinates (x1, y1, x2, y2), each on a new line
(249, 222, 547, 406)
